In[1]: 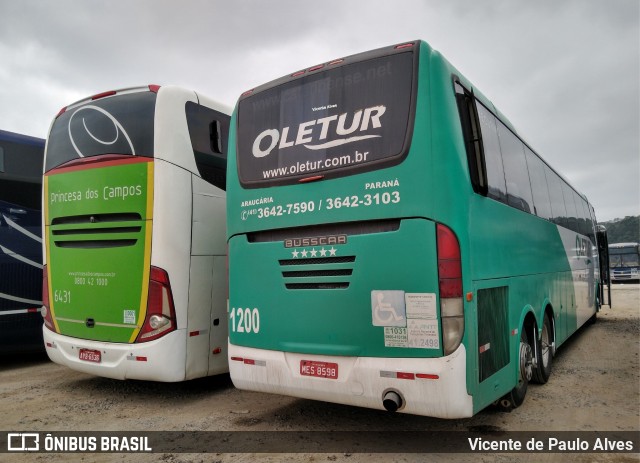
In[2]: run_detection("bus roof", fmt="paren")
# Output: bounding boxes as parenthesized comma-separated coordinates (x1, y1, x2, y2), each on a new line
(0, 129, 45, 147)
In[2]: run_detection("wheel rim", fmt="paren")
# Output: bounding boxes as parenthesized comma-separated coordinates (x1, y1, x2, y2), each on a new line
(540, 322, 551, 368)
(519, 339, 533, 383)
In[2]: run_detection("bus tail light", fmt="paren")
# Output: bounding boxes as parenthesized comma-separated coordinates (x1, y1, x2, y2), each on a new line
(41, 265, 56, 332)
(136, 266, 176, 343)
(437, 224, 464, 355)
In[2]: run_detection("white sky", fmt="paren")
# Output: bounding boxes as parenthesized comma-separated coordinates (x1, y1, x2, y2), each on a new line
(1, 0, 638, 221)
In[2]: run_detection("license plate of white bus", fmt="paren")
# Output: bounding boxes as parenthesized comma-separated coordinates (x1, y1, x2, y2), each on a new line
(300, 360, 338, 379)
(79, 349, 101, 363)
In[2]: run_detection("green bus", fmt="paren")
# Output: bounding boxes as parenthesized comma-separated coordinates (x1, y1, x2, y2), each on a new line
(226, 41, 608, 417)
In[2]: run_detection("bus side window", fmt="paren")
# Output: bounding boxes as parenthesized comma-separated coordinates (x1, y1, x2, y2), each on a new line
(186, 102, 230, 191)
(525, 147, 552, 220)
(496, 121, 534, 214)
(475, 102, 507, 203)
(454, 80, 487, 195)
(0, 146, 4, 172)
(210, 120, 222, 155)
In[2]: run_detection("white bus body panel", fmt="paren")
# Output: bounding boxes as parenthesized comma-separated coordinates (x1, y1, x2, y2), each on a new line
(229, 344, 474, 419)
(44, 327, 188, 382)
(151, 158, 192, 330)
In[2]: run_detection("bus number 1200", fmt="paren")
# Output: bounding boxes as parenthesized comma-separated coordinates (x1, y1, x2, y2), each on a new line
(230, 307, 260, 334)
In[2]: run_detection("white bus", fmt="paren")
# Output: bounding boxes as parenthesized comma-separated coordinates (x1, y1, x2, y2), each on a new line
(42, 85, 230, 381)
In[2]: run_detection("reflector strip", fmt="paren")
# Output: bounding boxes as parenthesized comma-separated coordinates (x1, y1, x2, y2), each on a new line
(291, 71, 305, 77)
(380, 370, 417, 380)
(212, 347, 222, 354)
(416, 373, 439, 380)
(511, 329, 519, 336)
(127, 355, 147, 362)
(479, 343, 491, 354)
(230, 357, 244, 362)
(308, 64, 324, 72)
(243, 358, 266, 367)
(0, 307, 42, 316)
(189, 329, 208, 337)
(46, 342, 56, 349)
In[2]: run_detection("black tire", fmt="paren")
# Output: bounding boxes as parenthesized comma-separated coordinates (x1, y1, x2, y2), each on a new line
(507, 327, 533, 408)
(532, 313, 553, 384)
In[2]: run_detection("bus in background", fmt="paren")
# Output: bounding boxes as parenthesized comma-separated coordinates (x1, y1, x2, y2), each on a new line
(0, 130, 45, 353)
(609, 242, 639, 282)
(42, 85, 230, 381)
(226, 41, 609, 417)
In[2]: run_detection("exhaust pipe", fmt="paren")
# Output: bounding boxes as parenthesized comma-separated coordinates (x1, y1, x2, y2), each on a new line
(382, 391, 403, 412)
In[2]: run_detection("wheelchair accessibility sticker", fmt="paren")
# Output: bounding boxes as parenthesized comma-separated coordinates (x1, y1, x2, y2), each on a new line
(372, 290, 440, 349)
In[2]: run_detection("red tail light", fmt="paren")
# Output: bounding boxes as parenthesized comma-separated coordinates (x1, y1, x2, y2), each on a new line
(136, 266, 176, 343)
(437, 224, 462, 297)
(437, 224, 464, 355)
(41, 265, 56, 332)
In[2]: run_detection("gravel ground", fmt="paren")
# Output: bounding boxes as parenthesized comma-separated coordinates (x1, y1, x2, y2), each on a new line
(1, 284, 638, 463)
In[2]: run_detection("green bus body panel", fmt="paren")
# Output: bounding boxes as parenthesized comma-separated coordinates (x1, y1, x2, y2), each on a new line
(46, 159, 152, 343)
(230, 219, 441, 357)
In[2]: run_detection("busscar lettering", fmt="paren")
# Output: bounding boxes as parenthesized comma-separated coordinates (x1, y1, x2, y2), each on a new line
(284, 235, 347, 248)
(252, 105, 386, 158)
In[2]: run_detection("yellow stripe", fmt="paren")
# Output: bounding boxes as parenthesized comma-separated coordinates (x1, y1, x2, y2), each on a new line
(43, 175, 61, 333)
(128, 161, 154, 343)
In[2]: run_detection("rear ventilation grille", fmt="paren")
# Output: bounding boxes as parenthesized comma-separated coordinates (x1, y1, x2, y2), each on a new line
(54, 239, 137, 249)
(278, 256, 355, 266)
(279, 256, 356, 290)
(51, 213, 141, 225)
(50, 212, 144, 249)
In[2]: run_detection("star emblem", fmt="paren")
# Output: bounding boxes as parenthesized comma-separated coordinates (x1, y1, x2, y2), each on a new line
(329, 247, 337, 256)
(319, 247, 327, 257)
(310, 248, 318, 257)
(300, 249, 308, 258)
(292, 249, 299, 258)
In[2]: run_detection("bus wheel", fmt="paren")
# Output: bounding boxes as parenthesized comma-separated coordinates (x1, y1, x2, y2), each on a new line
(533, 313, 553, 384)
(498, 327, 533, 411)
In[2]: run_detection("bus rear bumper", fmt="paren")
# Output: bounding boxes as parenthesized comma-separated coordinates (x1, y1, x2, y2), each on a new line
(43, 327, 187, 382)
(228, 344, 474, 419)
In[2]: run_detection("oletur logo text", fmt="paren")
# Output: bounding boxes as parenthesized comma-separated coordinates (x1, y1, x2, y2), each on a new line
(252, 105, 386, 158)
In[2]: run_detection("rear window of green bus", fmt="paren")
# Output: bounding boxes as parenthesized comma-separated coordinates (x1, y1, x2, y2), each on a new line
(45, 91, 156, 172)
(236, 51, 415, 186)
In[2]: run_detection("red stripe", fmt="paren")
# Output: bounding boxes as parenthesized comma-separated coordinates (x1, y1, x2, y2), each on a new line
(46, 154, 152, 175)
